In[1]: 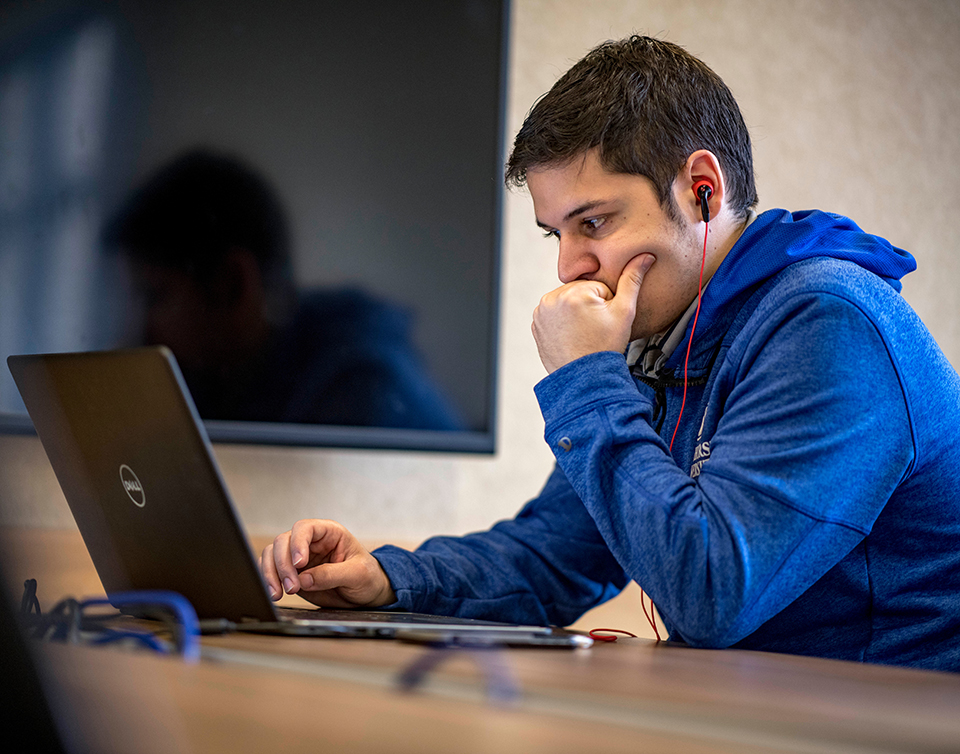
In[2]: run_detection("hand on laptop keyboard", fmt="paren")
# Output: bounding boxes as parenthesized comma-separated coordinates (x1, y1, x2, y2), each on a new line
(259, 519, 396, 609)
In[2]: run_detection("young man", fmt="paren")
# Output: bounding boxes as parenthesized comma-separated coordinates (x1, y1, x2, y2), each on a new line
(259, 37, 960, 671)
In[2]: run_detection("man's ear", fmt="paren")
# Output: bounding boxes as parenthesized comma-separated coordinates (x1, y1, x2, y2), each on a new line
(673, 150, 725, 224)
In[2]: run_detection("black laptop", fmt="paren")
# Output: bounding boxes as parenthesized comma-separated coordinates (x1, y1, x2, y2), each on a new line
(8, 347, 590, 647)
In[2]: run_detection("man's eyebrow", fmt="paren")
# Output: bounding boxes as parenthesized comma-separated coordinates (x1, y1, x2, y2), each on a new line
(535, 200, 607, 229)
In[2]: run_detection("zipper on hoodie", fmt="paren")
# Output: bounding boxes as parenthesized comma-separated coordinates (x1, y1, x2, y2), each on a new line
(630, 366, 713, 438)
(630, 369, 670, 434)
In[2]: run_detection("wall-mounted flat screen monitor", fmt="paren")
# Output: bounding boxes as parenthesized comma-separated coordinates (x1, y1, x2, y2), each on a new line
(0, 0, 507, 452)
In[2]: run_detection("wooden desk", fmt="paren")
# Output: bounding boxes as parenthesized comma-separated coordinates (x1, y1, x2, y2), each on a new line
(36, 640, 761, 754)
(5, 528, 960, 753)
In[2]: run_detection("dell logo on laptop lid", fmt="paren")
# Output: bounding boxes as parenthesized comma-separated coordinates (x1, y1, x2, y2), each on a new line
(119, 465, 145, 507)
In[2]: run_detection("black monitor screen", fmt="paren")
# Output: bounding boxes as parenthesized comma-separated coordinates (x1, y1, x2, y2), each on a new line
(0, 0, 507, 452)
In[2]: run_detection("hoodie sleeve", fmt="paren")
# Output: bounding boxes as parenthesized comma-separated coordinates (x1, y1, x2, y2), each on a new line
(371, 464, 629, 626)
(534, 288, 915, 648)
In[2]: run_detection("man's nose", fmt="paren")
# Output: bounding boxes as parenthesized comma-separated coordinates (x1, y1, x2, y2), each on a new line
(557, 237, 600, 284)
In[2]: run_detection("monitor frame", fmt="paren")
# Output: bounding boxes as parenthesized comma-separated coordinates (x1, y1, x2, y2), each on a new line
(0, 0, 510, 454)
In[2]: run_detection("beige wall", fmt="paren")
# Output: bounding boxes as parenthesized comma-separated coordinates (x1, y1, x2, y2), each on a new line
(3, 0, 959, 560)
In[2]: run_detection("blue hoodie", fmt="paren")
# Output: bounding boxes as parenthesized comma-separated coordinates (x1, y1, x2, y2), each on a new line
(374, 209, 960, 671)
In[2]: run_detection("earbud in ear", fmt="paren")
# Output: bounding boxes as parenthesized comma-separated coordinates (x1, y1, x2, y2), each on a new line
(692, 180, 713, 223)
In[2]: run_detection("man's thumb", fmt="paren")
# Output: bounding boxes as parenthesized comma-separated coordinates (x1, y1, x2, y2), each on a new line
(300, 561, 349, 591)
(616, 254, 655, 303)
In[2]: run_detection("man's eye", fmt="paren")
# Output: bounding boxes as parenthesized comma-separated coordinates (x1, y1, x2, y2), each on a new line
(542, 229, 560, 239)
(583, 217, 605, 231)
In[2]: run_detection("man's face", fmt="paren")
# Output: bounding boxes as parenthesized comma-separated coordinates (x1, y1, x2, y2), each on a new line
(526, 149, 702, 341)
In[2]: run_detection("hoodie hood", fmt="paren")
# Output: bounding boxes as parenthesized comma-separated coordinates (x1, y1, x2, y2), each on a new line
(713, 208, 915, 298)
(663, 209, 916, 373)
(706, 208, 914, 326)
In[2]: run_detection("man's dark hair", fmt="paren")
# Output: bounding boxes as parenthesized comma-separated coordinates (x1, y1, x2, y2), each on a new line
(505, 36, 758, 219)
(104, 148, 292, 293)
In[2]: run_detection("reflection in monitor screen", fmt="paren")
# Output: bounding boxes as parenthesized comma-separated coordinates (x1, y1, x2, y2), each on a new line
(0, 0, 507, 452)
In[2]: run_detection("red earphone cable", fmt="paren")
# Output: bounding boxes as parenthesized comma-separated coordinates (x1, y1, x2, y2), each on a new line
(588, 627, 638, 642)
(640, 588, 661, 641)
(641, 215, 710, 642)
(669, 221, 709, 452)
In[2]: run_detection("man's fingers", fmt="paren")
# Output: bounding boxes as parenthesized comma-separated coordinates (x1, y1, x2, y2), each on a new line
(530, 254, 656, 374)
(259, 542, 282, 600)
(260, 518, 393, 608)
(290, 518, 328, 568)
(271, 529, 306, 595)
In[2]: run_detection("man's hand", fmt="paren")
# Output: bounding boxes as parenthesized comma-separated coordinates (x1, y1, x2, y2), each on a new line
(532, 253, 655, 374)
(259, 519, 396, 609)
